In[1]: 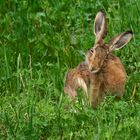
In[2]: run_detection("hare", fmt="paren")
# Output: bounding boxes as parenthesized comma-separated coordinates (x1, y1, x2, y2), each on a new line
(64, 11, 133, 108)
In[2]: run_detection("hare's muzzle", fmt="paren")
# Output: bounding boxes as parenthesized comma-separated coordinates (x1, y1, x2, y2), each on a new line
(89, 65, 100, 73)
(91, 68, 100, 73)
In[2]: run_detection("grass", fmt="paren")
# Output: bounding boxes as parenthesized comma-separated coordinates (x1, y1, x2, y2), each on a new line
(0, 0, 140, 139)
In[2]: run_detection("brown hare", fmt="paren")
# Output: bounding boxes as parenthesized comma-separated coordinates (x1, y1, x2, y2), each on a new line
(64, 11, 133, 108)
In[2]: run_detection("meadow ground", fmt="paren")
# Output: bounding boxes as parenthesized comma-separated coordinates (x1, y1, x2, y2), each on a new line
(0, 0, 140, 139)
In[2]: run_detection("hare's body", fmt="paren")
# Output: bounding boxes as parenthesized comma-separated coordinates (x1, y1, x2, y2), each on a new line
(64, 55, 127, 105)
(90, 54, 127, 107)
(64, 11, 133, 108)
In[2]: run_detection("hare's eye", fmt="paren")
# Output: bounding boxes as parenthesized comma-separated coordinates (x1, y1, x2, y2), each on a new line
(90, 49, 94, 53)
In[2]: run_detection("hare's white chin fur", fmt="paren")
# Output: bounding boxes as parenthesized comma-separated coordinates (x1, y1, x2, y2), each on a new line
(91, 68, 100, 73)
(88, 63, 100, 73)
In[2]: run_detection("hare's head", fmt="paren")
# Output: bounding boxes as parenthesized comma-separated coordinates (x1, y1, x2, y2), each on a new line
(86, 11, 133, 73)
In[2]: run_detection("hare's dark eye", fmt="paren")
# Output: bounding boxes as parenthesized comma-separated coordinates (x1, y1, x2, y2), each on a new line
(90, 49, 94, 53)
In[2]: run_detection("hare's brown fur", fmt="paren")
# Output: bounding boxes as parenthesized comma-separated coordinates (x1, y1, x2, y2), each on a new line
(89, 53, 127, 108)
(64, 61, 91, 99)
(64, 11, 133, 108)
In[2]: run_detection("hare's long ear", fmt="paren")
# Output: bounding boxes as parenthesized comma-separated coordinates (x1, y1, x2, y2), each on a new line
(108, 31, 133, 52)
(94, 11, 107, 43)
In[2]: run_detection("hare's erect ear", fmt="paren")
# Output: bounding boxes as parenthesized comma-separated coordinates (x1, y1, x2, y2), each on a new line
(94, 11, 107, 43)
(108, 31, 133, 52)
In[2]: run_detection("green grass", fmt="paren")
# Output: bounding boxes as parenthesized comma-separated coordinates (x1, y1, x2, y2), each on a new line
(0, 0, 140, 139)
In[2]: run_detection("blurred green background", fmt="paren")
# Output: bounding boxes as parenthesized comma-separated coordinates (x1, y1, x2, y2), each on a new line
(0, 0, 140, 139)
